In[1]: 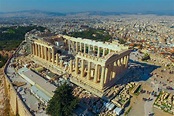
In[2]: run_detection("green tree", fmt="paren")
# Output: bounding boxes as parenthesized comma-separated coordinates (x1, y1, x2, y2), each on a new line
(46, 83, 79, 116)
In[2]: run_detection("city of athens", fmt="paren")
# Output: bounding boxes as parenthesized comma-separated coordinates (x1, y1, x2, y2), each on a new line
(0, 0, 174, 116)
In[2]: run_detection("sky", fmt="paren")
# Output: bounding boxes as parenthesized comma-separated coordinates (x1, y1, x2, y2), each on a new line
(0, 0, 174, 13)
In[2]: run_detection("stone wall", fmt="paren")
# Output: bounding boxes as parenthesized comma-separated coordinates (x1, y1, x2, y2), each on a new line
(3, 41, 32, 116)
(4, 73, 32, 116)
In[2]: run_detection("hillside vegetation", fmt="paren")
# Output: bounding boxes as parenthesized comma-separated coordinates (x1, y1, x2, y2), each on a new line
(0, 25, 46, 67)
(0, 25, 46, 51)
(69, 28, 112, 42)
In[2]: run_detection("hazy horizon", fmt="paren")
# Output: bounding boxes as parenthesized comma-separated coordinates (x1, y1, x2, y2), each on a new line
(0, 0, 174, 13)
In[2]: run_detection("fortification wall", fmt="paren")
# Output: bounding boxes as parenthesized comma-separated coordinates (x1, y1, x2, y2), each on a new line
(3, 41, 32, 116)
(4, 76, 32, 116)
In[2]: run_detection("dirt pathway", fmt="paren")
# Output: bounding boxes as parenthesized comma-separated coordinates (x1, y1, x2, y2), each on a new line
(0, 68, 5, 115)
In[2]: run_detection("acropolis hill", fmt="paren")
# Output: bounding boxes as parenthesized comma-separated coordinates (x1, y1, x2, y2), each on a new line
(26, 32, 131, 96)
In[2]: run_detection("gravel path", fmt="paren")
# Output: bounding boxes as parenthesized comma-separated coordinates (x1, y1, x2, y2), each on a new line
(0, 73, 5, 115)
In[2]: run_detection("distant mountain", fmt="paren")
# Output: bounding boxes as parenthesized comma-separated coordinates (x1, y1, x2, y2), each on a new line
(66, 11, 128, 16)
(85, 11, 129, 16)
(66, 10, 174, 16)
(142, 10, 174, 16)
(0, 10, 66, 18)
(0, 10, 174, 18)
(83, 11, 174, 16)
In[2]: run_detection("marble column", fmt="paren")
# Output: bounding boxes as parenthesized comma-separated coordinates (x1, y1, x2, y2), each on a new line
(100, 66, 105, 87)
(103, 48, 105, 56)
(93, 46, 95, 51)
(81, 59, 85, 77)
(126, 56, 129, 64)
(37, 45, 40, 57)
(39, 45, 42, 58)
(112, 71, 116, 79)
(73, 41, 75, 51)
(88, 45, 90, 54)
(43, 46, 45, 59)
(121, 58, 124, 71)
(48, 48, 51, 62)
(56, 53, 59, 66)
(123, 56, 125, 64)
(107, 65, 112, 82)
(75, 57, 79, 74)
(35, 44, 38, 56)
(94, 64, 98, 82)
(68, 40, 71, 52)
(40, 45, 42, 58)
(121, 58, 124, 64)
(114, 61, 117, 77)
(104, 67, 108, 83)
(60, 60, 63, 68)
(117, 60, 121, 74)
(43, 46, 45, 60)
(31, 44, 33, 54)
(32, 44, 35, 55)
(124, 57, 127, 68)
(76, 42, 78, 52)
(125, 55, 129, 68)
(97, 65, 101, 82)
(52, 48, 55, 64)
(84, 44, 86, 53)
(41, 45, 43, 59)
(87, 62, 91, 80)
(44, 47, 47, 61)
(80, 43, 82, 51)
(69, 60, 73, 73)
(97, 47, 100, 57)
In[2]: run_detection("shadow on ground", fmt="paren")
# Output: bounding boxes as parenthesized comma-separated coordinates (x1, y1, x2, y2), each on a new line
(116, 59, 161, 85)
(73, 59, 161, 116)
(74, 96, 106, 116)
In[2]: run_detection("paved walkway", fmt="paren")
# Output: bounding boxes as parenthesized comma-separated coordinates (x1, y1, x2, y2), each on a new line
(144, 81, 159, 116)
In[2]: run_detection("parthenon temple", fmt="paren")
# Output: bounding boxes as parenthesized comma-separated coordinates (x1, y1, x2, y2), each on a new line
(29, 34, 131, 95)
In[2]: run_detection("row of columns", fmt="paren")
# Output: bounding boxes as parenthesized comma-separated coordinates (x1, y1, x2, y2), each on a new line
(32, 43, 69, 71)
(68, 40, 113, 57)
(31, 42, 130, 90)
(72, 54, 129, 88)
(74, 57, 107, 87)
(104, 55, 129, 84)
(32, 43, 54, 63)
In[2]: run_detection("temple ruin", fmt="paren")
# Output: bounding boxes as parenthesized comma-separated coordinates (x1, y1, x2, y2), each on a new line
(28, 34, 131, 96)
